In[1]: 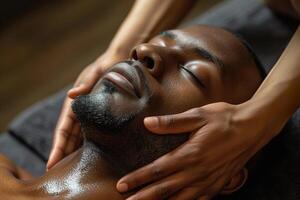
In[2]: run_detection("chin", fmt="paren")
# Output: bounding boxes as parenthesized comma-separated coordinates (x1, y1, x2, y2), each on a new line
(72, 80, 145, 134)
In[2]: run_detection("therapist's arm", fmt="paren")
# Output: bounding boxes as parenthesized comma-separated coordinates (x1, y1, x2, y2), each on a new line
(106, 0, 197, 62)
(248, 26, 300, 138)
(47, 0, 196, 170)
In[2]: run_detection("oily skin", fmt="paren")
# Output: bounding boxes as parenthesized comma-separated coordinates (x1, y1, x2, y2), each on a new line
(0, 26, 261, 199)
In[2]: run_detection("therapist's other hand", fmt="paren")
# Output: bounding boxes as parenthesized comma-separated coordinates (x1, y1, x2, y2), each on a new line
(117, 102, 269, 200)
(47, 51, 125, 170)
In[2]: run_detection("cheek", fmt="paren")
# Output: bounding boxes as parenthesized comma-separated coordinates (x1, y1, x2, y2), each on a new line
(146, 73, 208, 115)
(110, 93, 142, 115)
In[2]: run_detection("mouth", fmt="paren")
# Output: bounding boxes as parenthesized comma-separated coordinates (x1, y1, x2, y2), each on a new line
(102, 61, 144, 98)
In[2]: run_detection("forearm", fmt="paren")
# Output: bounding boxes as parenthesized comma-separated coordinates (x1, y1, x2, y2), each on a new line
(106, 0, 196, 58)
(247, 27, 300, 137)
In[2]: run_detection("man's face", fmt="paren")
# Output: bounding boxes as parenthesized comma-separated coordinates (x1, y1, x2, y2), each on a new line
(72, 25, 261, 171)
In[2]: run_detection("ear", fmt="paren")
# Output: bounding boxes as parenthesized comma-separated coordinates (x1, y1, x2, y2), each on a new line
(220, 168, 248, 195)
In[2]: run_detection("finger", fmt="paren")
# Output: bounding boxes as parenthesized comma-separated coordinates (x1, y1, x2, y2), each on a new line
(172, 165, 226, 200)
(117, 150, 187, 193)
(168, 167, 223, 200)
(47, 100, 76, 169)
(47, 144, 65, 170)
(64, 122, 82, 155)
(68, 85, 89, 99)
(124, 155, 225, 199)
(75, 129, 84, 148)
(126, 169, 199, 200)
(169, 186, 206, 200)
(68, 69, 102, 98)
(204, 173, 229, 198)
(144, 108, 206, 134)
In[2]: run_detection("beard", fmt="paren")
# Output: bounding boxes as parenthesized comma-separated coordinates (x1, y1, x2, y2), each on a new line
(71, 80, 137, 133)
(71, 78, 188, 172)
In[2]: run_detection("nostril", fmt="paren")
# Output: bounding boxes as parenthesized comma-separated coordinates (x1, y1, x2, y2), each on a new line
(143, 56, 155, 69)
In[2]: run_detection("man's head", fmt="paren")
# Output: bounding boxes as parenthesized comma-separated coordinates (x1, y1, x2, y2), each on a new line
(72, 25, 263, 173)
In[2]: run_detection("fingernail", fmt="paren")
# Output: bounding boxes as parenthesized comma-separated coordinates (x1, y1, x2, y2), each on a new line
(46, 163, 51, 171)
(144, 117, 159, 128)
(47, 155, 53, 165)
(117, 183, 128, 192)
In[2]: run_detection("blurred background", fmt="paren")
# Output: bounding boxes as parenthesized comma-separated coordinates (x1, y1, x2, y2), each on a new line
(0, 0, 221, 132)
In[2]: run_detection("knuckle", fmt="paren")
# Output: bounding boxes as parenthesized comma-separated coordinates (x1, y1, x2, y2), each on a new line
(150, 162, 164, 179)
(55, 145, 65, 156)
(59, 129, 70, 140)
(189, 107, 204, 117)
(154, 185, 171, 199)
(128, 176, 139, 188)
(94, 66, 103, 75)
(188, 108, 207, 125)
(183, 146, 203, 165)
(88, 64, 101, 75)
(195, 167, 211, 180)
(161, 117, 174, 128)
(186, 153, 201, 165)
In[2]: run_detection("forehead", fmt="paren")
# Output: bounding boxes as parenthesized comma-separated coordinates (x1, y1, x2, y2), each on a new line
(157, 26, 250, 68)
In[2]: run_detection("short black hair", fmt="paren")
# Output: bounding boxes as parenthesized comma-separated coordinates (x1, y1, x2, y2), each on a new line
(236, 35, 267, 79)
(219, 27, 267, 80)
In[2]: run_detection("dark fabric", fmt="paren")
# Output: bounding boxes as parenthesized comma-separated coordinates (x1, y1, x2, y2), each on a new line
(0, 133, 45, 176)
(8, 88, 68, 161)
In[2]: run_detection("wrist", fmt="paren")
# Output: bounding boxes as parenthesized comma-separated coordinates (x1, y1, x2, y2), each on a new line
(106, 32, 147, 60)
(234, 98, 288, 142)
(105, 44, 132, 59)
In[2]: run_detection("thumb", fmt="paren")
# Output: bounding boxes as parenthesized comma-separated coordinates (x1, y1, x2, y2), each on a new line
(47, 148, 64, 170)
(68, 67, 102, 99)
(68, 84, 91, 99)
(144, 108, 206, 134)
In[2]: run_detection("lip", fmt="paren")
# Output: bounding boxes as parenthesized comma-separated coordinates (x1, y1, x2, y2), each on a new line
(103, 62, 143, 98)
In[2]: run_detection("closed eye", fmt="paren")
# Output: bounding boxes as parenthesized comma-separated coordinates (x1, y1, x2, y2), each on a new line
(180, 65, 205, 88)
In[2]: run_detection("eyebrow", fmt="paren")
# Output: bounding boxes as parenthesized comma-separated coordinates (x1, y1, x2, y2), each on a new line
(159, 31, 225, 68)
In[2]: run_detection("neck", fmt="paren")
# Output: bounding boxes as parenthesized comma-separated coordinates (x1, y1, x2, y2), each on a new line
(27, 140, 124, 199)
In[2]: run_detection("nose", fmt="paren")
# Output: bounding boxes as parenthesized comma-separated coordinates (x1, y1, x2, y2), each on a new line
(130, 44, 163, 77)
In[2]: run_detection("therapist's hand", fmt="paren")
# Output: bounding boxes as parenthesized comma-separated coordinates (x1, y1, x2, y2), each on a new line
(47, 51, 125, 170)
(117, 102, 273, 200)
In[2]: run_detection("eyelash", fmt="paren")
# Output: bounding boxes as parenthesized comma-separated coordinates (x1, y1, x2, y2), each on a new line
(180, 64, 205, 88)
